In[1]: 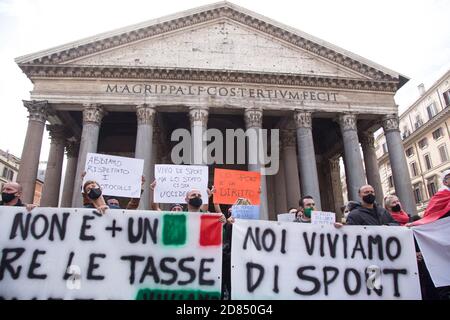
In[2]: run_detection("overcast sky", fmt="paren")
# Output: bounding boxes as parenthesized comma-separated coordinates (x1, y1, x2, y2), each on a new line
(0, 0, 449, 161)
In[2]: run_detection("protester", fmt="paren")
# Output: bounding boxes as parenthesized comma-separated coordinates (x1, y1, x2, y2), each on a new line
(346, 185, 398, 225)
(150, 180, 223, 217)
(169, 203, 184, 212)
(1, 182, 36, 211)
(83, 171, 145, 210)
(219, 197, 251, 300)
(384, 195, 410, 226)
(82, 180, 109, 214)
(342, 201, 359, 223)
(105, 197, 121, 209)
(294, 195, 343, 227)
(294, 195, 315, 223)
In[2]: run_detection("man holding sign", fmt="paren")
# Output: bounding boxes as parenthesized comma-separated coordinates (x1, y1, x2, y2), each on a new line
(295, 195, 342, 228)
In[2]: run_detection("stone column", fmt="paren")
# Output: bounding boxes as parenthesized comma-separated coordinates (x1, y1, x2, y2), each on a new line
(61, 141, 79, 207)
(244, 108, 269, 220)
(147, 123, 161, 208)
(294, 110, 321, 210)
(265, 175, 277, 220)
(135, 104, 156, 210)
(189, 107, 208, 165)
(17, 100, 51, 204)
(360, 131, 384, 204)
(382, 114, 417, 216)
(339, 113, 366, 201)
(71, 104, 105, 207)
(281, 123, 301, 209)
(329, 158, 345, 221)
(40, 125, 67, 207)
(274, 160, 288, 214)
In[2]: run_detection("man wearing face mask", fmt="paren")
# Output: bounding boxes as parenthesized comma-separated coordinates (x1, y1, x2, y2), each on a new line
(346, 185, 398, 226)
(294, 195, 315, 223)
(185, 188, 226, 223)
(1, 182, 36, 211)
(185, 189, 205, 212)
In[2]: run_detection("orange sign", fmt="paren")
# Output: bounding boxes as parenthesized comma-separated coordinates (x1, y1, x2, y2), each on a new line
(213, 168, 261, 205)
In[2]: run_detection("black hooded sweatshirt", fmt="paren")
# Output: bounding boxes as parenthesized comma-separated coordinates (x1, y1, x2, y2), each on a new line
(346, 202, 399, 226)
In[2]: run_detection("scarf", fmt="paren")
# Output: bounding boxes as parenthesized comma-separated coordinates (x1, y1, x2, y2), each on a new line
(390, 210, 410, 226)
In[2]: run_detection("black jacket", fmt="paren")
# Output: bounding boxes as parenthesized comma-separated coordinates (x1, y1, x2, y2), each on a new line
(346, 203, 399, 226)
(0, 199, 24, 206)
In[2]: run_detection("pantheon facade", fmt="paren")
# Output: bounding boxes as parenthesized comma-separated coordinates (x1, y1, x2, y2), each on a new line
(14, 2, 417, 219)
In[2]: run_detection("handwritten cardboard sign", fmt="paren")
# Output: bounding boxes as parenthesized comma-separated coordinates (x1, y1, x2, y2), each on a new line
(232, 205, 260, 220)
(277, 213, 296, 222)
(311, 211, 336, 225)
(83, 153, 144, 198)
(154, 164, 208, 204)
(213, 169, 260, 205)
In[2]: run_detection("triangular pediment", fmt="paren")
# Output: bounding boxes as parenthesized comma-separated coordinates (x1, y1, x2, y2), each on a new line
(67, 20, 365, 79)
(16, 1, 408, 86)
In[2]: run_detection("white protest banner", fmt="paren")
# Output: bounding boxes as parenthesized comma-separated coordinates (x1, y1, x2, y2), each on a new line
(0, 207, 222, 300)
(84, 153, 144, 198)
(277, 213, 295, 222)
(154, 164, 208, 204)
(311, 211, 336, 225)
(232, 205, 260, 220)
(412, 217, 450, 287)
(231, 220, 421, 300)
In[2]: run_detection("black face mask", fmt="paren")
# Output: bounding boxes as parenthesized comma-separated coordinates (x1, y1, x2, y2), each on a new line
(1, 192, 17, 203)
(188, 197, 202, 208)
(391, 204, 401, 212)
(88, 188, 102, 200)
(362, 193, 376, 204)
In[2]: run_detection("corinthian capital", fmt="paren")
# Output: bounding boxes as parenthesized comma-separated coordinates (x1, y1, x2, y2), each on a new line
(359, 132, 375, 148)
(82, 104, 105, 124)
(294, 110, 312, 129)
(23, 100, 51, 123)
(244, 108, 263, 128)
(46, 124, 67, 145)
(382, 114, 399, 132)
(189, 107, 209, 127)
(280, 129, 296, 148)
(136, 104, 156, 125)
(65, 140, 80, 158)
(339, 113, 357, 132)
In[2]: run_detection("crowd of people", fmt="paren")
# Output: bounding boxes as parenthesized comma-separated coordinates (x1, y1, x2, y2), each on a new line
(1, 168, 449, 300)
